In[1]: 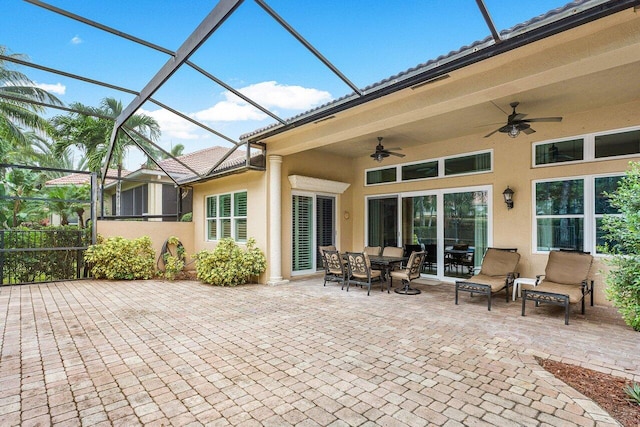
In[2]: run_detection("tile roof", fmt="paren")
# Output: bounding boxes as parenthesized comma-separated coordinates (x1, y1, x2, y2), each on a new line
(240, 0, 611, 141)
(155, 146, 246, 177)
(45, 169, 129, 186)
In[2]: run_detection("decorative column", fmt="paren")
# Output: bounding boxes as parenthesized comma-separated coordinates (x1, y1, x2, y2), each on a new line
(267, 155, 289, 286)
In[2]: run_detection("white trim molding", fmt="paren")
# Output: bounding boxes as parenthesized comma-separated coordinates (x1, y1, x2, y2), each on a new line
(288, 175, 350, 194)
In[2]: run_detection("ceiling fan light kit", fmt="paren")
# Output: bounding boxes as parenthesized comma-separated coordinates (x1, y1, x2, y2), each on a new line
(370, 137, 405, 162)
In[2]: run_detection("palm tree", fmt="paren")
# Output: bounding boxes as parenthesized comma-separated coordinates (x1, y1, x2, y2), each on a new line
(0, 46, 62, 160)
(52, 97, 161, 216)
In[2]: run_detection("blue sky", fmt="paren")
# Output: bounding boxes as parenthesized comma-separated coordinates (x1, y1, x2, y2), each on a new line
(2, 0, 570, 169)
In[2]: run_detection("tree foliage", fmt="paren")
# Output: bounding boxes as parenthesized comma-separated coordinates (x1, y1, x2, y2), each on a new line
(601, 161, 640, 331)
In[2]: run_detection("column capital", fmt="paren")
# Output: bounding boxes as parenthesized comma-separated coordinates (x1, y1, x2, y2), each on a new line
(268, 154, 283, 164)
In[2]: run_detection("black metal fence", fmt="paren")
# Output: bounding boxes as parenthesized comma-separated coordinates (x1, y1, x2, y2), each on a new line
(0, 228, 90, 285)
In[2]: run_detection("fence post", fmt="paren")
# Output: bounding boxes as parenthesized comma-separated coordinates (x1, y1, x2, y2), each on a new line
(0, 230, 4, 285)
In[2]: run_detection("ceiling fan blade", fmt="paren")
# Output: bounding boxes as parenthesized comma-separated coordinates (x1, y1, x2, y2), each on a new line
(388, 152, 405, 157)
(512, 113, 527, 121)
(524, 117, 563, 123)
(523, 127, 536, 135)
(385, 147, 402, 151)
(484, 127, 502, 138)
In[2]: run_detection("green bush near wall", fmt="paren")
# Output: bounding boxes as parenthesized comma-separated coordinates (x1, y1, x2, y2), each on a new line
(85, 235, 155, 280)
(194, 237, 266, 286)
(601, 161, 640, 331)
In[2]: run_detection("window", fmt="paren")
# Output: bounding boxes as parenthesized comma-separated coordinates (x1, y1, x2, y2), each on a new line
(402, 161, 438, 181)
(594, 176, 622, 251)
(533, 175, 622, 254)
(595, 129, 640, 159)
(366, 167, 396, 185)
(206, 191, 247, 242)
(535, 139, 583, 165)
(535, 179, 584, 251)
(444, 152, 491, 176)
(365, 150, 492, 186)
(534, 126, 640, 167)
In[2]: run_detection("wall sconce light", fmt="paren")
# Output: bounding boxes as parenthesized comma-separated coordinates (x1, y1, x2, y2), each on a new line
(503, 186, 514, 209)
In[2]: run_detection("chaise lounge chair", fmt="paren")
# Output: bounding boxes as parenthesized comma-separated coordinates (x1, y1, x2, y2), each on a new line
(455, 248, 520, 310)
(521, 250, 594, 325)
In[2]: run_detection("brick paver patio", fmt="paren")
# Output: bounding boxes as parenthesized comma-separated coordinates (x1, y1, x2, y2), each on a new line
(1, 277, 638, 426)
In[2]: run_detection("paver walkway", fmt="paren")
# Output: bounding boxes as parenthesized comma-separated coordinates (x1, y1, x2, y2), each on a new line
(0, 277, 638, 426)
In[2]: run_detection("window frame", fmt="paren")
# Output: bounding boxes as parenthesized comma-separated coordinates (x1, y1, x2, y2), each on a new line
(364, 149, 493, 186)
(532, 173, 623, 256)
(532, 125, 640, 168)
(205, 190, 248, 243)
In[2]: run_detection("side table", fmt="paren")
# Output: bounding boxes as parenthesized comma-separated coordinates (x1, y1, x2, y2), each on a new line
(513, 277, 537, 301)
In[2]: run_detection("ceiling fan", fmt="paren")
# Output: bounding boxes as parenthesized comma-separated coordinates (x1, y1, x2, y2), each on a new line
(370, 137, 405, 162)
(484, 102, 562, 138)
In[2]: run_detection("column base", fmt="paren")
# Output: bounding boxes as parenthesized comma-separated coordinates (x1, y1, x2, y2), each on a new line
(267, 278, 290, 286)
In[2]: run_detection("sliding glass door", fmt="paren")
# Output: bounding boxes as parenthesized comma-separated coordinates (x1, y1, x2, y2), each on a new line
(367, 197, 398, 248)
(443, 190, 489, 278)
(292, 193, 336, 275)
(366, 186, 491, 279)
(402, 195, 437, 274)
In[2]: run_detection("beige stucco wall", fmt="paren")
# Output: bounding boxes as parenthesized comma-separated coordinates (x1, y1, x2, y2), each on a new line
(275, 99, 640, 306)
(96, 220, 195, 269)
(190, 170, 268, 281)
(279, 150, 356, 278)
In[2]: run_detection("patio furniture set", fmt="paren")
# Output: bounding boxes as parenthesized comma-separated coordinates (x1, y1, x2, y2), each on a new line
(455, 248, 595, 324)
(319, 245, 425, 296)
(321, 245, 595, 325)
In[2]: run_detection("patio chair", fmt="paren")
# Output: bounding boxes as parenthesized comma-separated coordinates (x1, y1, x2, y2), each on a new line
(382, 246, 404, 257)
(364, 246, 382, 256)
(322, 249, 347, 289)
(521, 250, 594, 325)
(391, 251, 426, 295)
(345, 252, 385, 295)
(455, 248, 520, 310)
(424, 244, 437, 271)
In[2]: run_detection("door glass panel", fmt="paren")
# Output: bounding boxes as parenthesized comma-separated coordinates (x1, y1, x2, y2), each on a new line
(368, 197, 398, 248)
(444, 191, 488, 278)
(402, 195, 437, 274)
(292, 195, 313, 272)
(316, 196, 335, 269)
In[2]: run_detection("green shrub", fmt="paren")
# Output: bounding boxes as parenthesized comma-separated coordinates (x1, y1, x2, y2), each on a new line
(85, 235, 155, 280)
(624, 382, 640, 405)
(180, 212, 192, 222)
(194, 237, 266, 286)
(601, 161, 640, 331)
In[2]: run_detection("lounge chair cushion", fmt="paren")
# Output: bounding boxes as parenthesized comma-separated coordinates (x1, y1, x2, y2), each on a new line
(532, 281, 585, 303)
(544, 251, 593, 285)
(479, 249, 520, 277)
(463, 273, 508, 292)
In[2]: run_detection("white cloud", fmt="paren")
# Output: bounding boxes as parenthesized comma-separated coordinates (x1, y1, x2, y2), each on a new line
(193, 100, 267, 122)
(140, 108, 203, 141)
(34, 82, 66, 95)
(193, 81, 332, 122)
(238, 81, 332, 110)
(70, 35, 82, 45)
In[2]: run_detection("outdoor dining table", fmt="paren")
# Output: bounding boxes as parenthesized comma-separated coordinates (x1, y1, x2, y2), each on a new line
(368, 255, 407, 291)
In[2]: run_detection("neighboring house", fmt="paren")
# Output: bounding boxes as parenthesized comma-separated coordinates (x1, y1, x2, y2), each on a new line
(45, 146, 254, 222)
(178, 1, 640, 307)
